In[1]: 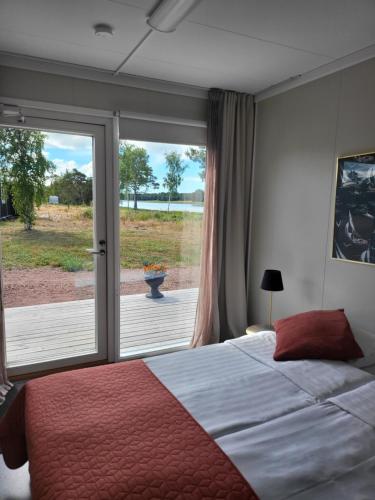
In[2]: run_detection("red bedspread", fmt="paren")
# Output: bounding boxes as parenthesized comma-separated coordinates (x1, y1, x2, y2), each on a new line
(0, 360, 258, 499)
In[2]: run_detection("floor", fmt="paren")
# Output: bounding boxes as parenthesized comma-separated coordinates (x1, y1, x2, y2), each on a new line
(0, 455, 31, 500)
(6, 288, 198, 368)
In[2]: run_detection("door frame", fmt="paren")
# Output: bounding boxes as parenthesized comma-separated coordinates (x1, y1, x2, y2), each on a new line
(0, 107, 119, 376)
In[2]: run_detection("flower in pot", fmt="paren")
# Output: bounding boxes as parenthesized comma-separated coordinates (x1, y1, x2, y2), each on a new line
(143, 262, 167, 299)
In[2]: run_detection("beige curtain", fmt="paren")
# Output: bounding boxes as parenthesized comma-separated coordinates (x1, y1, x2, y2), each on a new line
(0, 245, 12, 405)
(192, 89, 254, 347)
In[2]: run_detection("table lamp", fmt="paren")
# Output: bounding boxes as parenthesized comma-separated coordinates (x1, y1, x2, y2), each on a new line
(260, 269, 284, 327)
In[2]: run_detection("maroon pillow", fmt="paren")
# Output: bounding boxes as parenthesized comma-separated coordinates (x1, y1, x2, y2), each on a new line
(273, 309, 363, 361)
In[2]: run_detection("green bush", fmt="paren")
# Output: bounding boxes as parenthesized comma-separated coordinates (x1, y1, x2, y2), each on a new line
(58, 256, 85, 272)
(81, 207, 93, 219)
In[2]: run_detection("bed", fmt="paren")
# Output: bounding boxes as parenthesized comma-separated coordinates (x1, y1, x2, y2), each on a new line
(1, 330, 375, 499)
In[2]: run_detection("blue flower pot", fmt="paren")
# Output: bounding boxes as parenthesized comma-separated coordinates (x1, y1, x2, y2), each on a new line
(144, 274, 166, 299)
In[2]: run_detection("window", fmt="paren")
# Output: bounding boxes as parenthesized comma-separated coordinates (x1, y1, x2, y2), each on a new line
(118, 139, 206, 357)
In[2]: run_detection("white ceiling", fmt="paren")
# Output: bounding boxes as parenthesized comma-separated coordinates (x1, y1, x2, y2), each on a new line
(1, 0, 375, 94)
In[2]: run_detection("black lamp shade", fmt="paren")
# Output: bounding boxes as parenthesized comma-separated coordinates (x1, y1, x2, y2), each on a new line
(260, 269, 284, 292)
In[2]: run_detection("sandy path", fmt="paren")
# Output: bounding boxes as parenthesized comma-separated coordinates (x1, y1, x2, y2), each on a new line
(3, 266, 200, 308)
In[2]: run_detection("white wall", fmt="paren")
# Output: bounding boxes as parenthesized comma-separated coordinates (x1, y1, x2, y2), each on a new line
(250, 57, 375, 336)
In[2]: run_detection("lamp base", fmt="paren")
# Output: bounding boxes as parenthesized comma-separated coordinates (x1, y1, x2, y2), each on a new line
(246, 324, 275, 335)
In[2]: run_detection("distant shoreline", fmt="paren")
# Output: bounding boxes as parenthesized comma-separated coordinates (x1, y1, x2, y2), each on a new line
(138, 200, 204, 206)
(119, 200, 204, 213)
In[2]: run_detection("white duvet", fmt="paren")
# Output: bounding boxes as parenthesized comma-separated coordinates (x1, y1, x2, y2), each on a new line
(146, 331, 375, 500)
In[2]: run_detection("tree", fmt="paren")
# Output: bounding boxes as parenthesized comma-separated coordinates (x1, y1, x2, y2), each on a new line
(185, 146, 206, 181)
(49, 169, 92, 206)
(119, 143, 158, 209)
(192, 189, 204, 203)
(163, 151, 186, 211)
(0, 128, 54, 229)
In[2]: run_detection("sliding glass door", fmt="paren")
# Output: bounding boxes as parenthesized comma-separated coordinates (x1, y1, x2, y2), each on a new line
(1, 117, 107, 374)
(117, 139, 206, 358)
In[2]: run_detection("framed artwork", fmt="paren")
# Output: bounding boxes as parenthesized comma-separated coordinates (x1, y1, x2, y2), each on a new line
(333, 152, 375, 265)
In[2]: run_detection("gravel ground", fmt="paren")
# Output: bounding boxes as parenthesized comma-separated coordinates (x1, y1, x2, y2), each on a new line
(3, 266, 200, 308)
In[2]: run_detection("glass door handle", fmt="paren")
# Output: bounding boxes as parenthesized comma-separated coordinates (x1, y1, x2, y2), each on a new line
(86, 248, 106, 256)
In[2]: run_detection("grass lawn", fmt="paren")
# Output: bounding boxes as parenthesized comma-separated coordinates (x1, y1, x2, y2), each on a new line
(0, 204, 203, 271)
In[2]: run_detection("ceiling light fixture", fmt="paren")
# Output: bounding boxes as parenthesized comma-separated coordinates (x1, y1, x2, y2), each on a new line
(112, 0, 202, 76)
(94, 23, 114, 38)
(147, 0, 202, 33)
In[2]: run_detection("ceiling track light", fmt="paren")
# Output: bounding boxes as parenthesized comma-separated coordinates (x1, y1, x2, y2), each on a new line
(112, 0, 202, 76)
(147, 0, 202, 33)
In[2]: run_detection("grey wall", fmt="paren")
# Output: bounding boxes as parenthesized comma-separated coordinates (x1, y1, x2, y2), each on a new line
(250, 57, 375, 335)
(119, 117, 206, 145)
(0, 65, 207, 123)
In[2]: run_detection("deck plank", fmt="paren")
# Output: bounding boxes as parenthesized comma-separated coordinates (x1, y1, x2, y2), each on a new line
(5, 288, 198, 367)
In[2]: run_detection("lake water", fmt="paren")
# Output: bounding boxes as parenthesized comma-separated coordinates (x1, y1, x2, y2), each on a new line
(120, 200, 204, 213)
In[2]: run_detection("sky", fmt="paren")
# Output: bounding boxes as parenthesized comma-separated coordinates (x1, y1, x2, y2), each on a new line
(43, 132, 205, 193)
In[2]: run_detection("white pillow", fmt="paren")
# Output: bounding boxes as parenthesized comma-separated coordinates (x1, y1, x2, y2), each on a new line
(349, 329, 375, 368)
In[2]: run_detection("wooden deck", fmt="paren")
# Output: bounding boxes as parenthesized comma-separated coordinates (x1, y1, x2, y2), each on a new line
(5, 288, 198, 368)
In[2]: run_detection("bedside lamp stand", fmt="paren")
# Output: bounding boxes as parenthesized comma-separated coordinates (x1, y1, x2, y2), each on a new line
(260, 269, 284, 328)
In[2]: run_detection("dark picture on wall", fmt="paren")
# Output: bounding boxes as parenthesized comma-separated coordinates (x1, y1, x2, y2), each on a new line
(333, 152, 375, 264)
